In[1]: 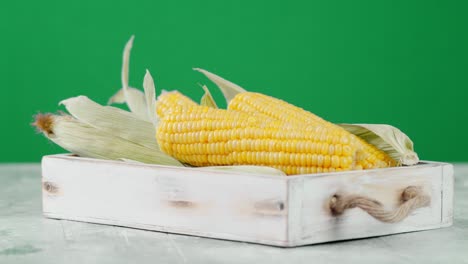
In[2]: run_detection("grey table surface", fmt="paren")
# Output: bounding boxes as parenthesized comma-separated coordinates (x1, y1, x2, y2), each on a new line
(0, 163, 467, 264)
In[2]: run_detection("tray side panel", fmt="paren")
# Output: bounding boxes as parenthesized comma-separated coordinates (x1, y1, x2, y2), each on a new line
(441, 163, 454, 226)
(292, 163, 452, 246)
(41, 155, 289, 246)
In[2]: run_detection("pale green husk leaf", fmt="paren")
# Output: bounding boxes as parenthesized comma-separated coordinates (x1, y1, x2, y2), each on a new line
(143, 70, 159, 128)
(60, 96, 158, 150)
(42, 114, 183, 166)
(193, 68, 246, 103)
(200, 85, 218, 108)
(339, 123, 419, 165)
(107, 87, 146, 112)
(108, 35, 149, 121)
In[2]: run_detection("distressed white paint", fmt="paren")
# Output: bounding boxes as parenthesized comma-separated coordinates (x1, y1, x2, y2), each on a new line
(291, 163, 452, 246)
(41, 154, 453, 247)
(42, 155, 289, 246)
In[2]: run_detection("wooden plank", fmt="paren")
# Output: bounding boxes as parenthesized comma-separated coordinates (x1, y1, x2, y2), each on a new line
(294, 162, 452, 246)
(286, 177, 303, 244)
(42, 155, 289, 246)
(41, 155, 453, 247)
(441, 163, 454, 226)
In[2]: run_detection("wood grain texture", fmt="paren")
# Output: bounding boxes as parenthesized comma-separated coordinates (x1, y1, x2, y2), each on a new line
(292, 163, 452, 246)
(41, 154, 453, 247)
(42, 155, 289, 246)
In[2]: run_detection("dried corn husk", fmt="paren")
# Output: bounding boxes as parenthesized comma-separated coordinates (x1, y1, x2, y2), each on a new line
(143, 70, 159, 128)
(193, 68, 246, 103)
(60, 96, 158, 150)
(339, 124, 419, 165)
(33, 114, 183, 166)
(108, 35, 149, 121)
(107, 88, 147, 119)
(199, 85, 218, 108)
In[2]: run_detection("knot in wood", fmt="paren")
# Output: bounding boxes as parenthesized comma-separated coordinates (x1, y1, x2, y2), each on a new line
(43, 181, 59, 194)
(401, 186, 420, 202)
(329, 194, 343, 215)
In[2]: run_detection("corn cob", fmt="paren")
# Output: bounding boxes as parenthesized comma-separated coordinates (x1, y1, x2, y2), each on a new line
(156, 91, 198, 118)
(156, 103, 359, 175)
(228, 92, 396, 169)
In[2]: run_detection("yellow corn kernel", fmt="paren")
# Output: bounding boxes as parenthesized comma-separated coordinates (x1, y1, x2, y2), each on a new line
(228, 92, 396, 169)
(156, 104, 357, 175)
(156, 91, 198, 118)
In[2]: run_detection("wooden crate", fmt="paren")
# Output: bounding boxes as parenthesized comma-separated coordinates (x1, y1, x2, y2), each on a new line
(41, 154, 453, 247)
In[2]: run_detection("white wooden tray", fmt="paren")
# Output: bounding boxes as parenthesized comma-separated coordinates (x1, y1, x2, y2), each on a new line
(41, 154, 453, 247)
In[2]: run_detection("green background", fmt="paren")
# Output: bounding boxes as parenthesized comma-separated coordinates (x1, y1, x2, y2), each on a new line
(1, 0, 467, 162)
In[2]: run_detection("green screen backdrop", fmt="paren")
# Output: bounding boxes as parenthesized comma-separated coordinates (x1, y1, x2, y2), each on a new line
(1, 0, 467, 162)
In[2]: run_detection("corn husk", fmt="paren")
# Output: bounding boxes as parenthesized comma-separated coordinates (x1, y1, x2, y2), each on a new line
(33, 114, 183, 166)
(199, 85, 218, 108)
(60, 96, 158, 150)
(143, 70, 159, 128)
(108, 36, 149, 121)
(339, 124, 419, 165)
(107, 88, 147, 118)
(193, 68, 246, 103)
